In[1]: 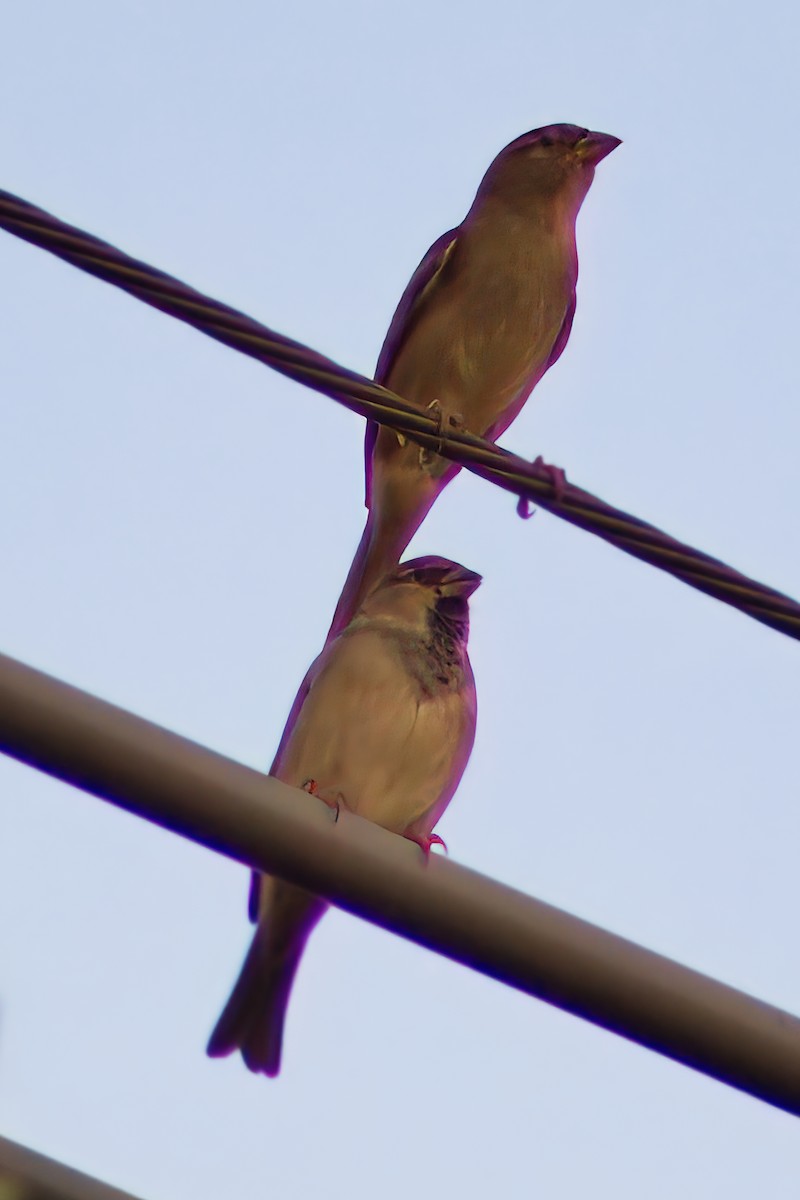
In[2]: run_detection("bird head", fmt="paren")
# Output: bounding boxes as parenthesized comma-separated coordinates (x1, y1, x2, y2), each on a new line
(474, 123, 621, 215)
(397, 556, 483, 595)
(360, 556, 481, 640)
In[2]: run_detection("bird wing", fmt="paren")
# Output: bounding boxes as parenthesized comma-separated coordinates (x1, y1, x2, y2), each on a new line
(544, 294, 576, 372)
(248, 647, 332, 921)
(481, 292, 577, 446)
(275, 630, 421, 793)
(268, 652, 326, 777)
(364, 228, 459, 507)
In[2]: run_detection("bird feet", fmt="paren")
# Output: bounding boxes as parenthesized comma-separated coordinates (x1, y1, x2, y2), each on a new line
(420, 399, 464, 466)
(410, 831, 449, 859)
(302, 778, 346, 823)
(517, 455, 568, 518)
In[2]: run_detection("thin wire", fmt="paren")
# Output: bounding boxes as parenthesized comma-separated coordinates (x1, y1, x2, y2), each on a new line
(2, 188, 798, 640)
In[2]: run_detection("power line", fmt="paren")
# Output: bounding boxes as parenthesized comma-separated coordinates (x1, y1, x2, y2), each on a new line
(1, 648, 799, 1117)
(1, 188, 798, 640)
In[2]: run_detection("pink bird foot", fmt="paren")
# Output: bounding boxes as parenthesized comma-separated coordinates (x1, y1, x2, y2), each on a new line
(411, 832, 449, 859)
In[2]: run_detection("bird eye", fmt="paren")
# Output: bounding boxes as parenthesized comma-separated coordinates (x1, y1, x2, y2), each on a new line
(539, 135, 553, 148)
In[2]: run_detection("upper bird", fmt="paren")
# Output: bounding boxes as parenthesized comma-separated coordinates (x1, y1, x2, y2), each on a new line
(327, 123, 620, 641)
(207, 556, 480, 1077)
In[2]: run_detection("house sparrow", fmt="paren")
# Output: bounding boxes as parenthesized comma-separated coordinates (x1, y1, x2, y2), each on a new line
(207, 556, 480, 1075)
(327, 123, 619, 640)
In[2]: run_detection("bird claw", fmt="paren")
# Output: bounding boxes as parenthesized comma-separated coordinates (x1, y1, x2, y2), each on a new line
(413, 832, 449, 859)
(302, 779, 344, 823)
(517, 455, 568, 517)
(420, 399, 464, 465)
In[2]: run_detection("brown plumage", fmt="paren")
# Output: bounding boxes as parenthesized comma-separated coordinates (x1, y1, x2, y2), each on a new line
(327, 123, 620, 641)
(207, 557, 480, 1076)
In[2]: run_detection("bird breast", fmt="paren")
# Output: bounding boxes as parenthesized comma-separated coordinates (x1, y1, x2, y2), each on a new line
(276, 626, 475, 835)
(387, 218, 575, 435)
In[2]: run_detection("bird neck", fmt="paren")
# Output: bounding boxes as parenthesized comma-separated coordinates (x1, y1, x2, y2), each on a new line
(422, 610, 469, 691)
(468, 182, 586, 242)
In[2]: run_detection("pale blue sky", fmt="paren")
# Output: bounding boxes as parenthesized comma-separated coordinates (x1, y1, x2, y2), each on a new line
(2, 1, 799, 1196)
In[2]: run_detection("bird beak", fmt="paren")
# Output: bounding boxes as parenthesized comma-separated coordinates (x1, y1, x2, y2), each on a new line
(576, 131, 622, 165)
(398, 556, 482, 596)
(441, 564, 482, 598)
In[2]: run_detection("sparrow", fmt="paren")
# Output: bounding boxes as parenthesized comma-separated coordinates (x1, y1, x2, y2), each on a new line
(207, 556, 481, 1076)
(326, 123, 620, 640)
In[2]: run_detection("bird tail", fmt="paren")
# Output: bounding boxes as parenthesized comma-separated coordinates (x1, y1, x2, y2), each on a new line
(325, 512, 390, 643)
(207, 884, 327, 1077)
(325, 468, 441, 642)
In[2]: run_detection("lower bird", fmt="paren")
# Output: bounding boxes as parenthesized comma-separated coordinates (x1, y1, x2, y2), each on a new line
(207, 556, 480, 1076)
(327, 123, 620, 641)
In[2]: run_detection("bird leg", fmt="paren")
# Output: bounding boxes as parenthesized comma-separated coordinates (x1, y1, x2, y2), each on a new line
(517, 454, 568, 518)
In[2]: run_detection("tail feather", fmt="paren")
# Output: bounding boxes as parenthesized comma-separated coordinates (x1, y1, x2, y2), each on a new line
(325, 513, 390, 643)
(326, 467, 441, 643)
(207, 887, 327, 1077)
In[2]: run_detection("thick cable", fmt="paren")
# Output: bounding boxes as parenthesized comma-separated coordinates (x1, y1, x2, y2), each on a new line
(0, 1133, 144, 1200)
(0, 188, 798, 640)
(1, 649, 799, 1116)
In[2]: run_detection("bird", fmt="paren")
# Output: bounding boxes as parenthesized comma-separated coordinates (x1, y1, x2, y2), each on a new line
(207, 556, 481, 1076)
(326, 123, 620, 641)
